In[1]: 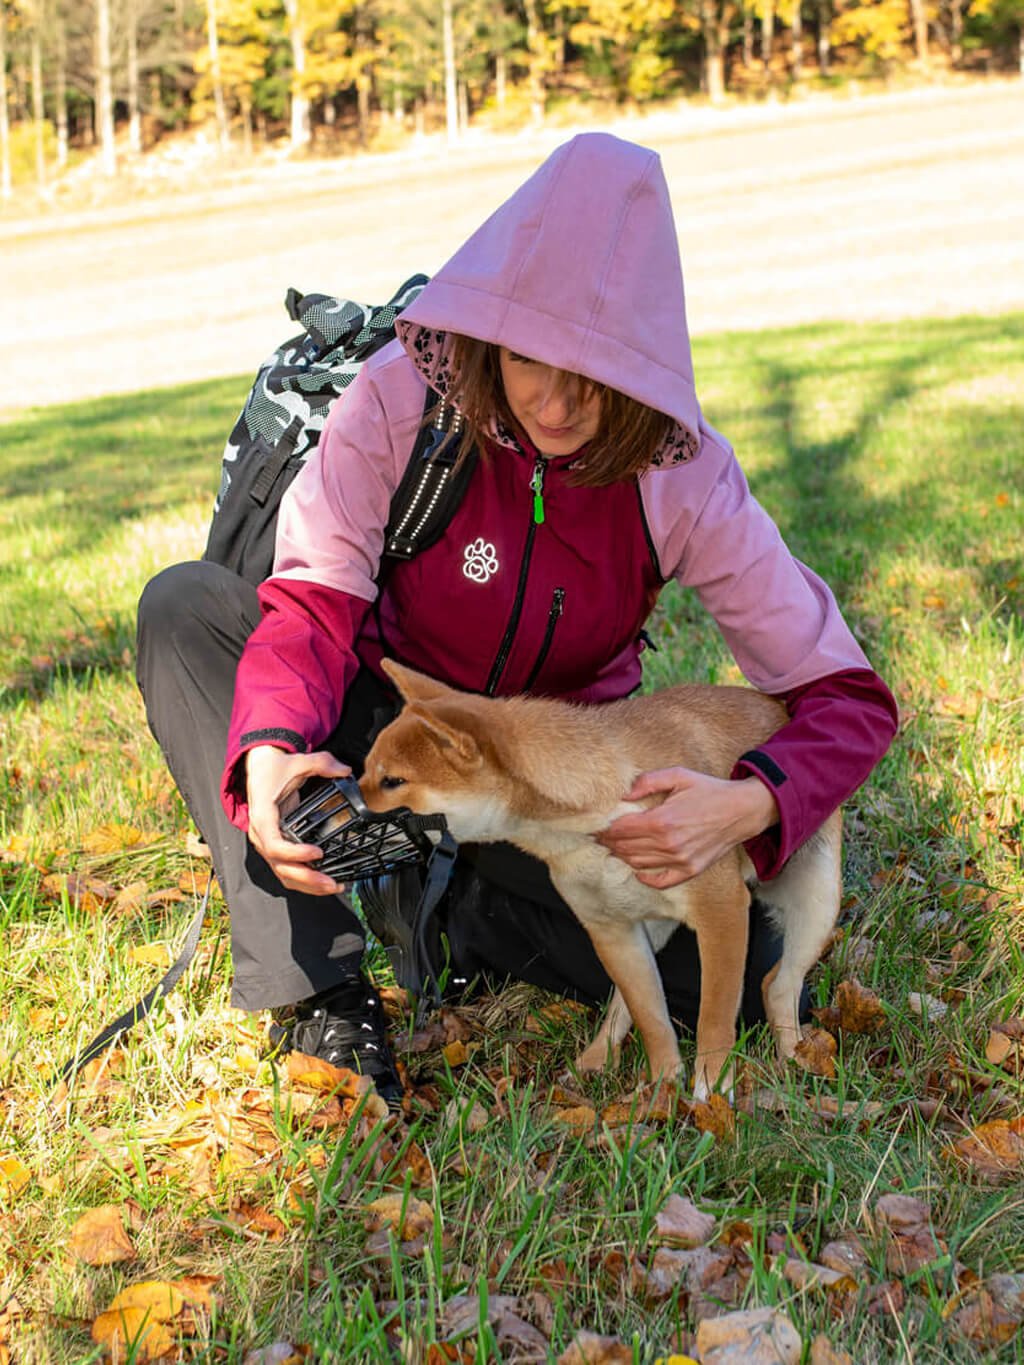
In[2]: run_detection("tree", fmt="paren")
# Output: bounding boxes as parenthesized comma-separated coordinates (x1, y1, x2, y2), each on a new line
(571, 0, 675, 101)
(1, 0, 11, 198)
(282, 0, 310, 146)
(95, 0, 117, 173)
(830, 0, 907, 65)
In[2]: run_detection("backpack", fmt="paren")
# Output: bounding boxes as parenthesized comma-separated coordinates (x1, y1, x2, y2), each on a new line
(202, 275, 476, 585)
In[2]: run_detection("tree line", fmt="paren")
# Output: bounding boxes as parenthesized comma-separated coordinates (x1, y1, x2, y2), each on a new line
(1, 0, 1021, 193)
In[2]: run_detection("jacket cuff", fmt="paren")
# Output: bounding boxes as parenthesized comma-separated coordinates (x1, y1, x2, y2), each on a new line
(731, 750, 798, 882)
(222, 730, 309, 831)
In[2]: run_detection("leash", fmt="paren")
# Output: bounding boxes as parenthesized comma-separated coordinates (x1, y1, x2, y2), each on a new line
(57, 884, 210, 1085)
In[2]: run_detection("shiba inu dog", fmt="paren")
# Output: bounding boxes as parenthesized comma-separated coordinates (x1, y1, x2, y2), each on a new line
(360, 660, 842, 1096)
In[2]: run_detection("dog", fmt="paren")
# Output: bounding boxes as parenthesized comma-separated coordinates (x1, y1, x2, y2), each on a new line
(359, 659, 842, 1097)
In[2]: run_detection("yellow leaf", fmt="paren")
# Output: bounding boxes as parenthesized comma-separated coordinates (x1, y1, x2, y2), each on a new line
(0, 1156, 31, 1196)
(91, 1307, 175, 1362)
(442, 1039, 470, 1067)
(130, 943, 173, 968)
(69, 1205, 136, 1266)
(285, 1051, 373, 1097)
(106, 1281, 185, 1319)
(81, 823, 152, 855)
(364, 1192, 434, 1239)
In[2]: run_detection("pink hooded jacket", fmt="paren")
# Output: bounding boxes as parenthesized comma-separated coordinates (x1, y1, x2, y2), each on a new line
(223, 132, 897, 878)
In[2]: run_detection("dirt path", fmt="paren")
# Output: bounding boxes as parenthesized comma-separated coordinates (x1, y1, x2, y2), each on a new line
(2, 81, 1022, 413)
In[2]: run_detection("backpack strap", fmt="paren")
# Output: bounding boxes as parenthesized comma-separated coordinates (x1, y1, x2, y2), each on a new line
(384, 398, 478, 562)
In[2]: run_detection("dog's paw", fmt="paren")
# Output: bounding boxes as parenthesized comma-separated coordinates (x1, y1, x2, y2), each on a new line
(575, 1040, 618, 1074)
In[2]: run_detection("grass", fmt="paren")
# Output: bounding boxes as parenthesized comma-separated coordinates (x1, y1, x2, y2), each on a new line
(1, 313, 1022, 1363)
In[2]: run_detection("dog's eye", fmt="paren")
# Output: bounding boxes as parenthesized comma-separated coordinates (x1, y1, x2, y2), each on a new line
(380, 775, 407, 791)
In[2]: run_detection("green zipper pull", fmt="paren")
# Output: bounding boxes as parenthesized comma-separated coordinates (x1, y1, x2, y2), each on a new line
(530, 460, 546, 525)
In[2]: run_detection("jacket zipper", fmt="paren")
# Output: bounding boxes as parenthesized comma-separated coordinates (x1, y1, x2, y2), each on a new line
(485, 456, 546, 696)
(522, 587, 566, 692)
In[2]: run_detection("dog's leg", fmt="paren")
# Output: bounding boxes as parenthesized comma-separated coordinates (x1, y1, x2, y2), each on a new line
(757, 812, 843, 1060)
(576, 986, 633, 1074)
(690, 876, 750, 1100)
(581, 921, 682, 1082)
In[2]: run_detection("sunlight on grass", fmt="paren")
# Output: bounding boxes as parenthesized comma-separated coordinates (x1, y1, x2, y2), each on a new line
(1, 315, 1022, 1361)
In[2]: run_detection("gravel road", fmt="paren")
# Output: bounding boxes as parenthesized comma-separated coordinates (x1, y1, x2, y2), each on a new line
(2, 81, 1022, 413)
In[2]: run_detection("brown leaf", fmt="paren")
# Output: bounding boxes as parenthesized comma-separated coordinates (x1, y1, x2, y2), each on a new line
(228, 1202, 287, 1240)
(873, 1193, 932, 1233)
(41, 871, 117, 911)
(654, 1194, 716, 1248)
(69, 1204, 136, 1266)
(782, 1258, 857, 1294)
(695, 1306, 801, 1363)
(442, 1039, 471, 1067)
(952, 1288, 1021, 1345)
(495, 1309, 549, 1358)
(834, 978, 887, 1033)
(946, 1116, 1024, 1180)
(691, 1092, 735, 1141)
(819, 1234, 869, 1277)
(285, 1051, 376, 1098)
(863, 1279, 905, 1316)
(556, 1332, 633, 1364)
(793, 1027, 837, 1078)
(363, 1192, 434, 1240)
(552, 1105, 597, 1134)
(809, 1335, 854, 1365)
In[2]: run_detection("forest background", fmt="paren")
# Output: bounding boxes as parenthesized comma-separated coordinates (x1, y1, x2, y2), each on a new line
(1, 0, 1024, 201)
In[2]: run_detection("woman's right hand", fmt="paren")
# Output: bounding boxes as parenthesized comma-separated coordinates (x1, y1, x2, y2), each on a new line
(245, 744, 351, 894)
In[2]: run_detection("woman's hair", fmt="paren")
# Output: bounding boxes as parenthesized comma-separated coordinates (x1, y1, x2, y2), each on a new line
(445, 334, 673, 488)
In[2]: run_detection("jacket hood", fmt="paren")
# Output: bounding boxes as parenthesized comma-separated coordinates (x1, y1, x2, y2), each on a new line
(395, 131, 701, 466)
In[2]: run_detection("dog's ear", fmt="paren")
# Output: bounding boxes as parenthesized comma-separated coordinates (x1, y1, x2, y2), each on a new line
(407, 702, 481, 769)
(382, 659, 457, 705)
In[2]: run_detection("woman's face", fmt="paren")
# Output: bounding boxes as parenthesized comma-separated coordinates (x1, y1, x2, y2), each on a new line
(498, 348, 602, 457)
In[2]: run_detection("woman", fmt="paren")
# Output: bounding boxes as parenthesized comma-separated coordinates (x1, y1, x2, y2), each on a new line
(137, 132, 897, 1103)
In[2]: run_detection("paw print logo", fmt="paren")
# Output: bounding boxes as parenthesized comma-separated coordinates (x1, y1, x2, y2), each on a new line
(463, 538, 499, 584)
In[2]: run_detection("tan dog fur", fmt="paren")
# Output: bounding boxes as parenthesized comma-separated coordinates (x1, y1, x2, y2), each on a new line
(360, 660, 842, 1096)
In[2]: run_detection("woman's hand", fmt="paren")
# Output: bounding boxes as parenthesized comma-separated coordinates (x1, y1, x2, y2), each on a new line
(246, 744, 351, 894)
(597, 769, 779, 890)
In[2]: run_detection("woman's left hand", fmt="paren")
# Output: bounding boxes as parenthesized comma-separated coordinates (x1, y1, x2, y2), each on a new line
(596, 769, 779, 889)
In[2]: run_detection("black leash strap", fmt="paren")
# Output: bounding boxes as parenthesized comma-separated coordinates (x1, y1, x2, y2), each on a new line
(412, 831, 459, 1010)
(57, 886, 209, 1085)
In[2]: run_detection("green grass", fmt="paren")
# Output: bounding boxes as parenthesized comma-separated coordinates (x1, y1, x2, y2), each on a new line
(1, 314, 1022, 1362)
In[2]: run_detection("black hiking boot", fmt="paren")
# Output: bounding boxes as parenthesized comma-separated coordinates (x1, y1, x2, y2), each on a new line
(268, 969, 403, 1108)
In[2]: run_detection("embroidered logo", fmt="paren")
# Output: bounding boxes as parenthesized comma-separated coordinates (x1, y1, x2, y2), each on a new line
(463, 538, 499, 584)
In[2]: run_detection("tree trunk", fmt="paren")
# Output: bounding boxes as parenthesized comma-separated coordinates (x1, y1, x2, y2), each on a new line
(816, 0, 830, 72)
(127, 0, 141, 152)
(948, 0, 961, 65)
(458, 77, 469, 132)
(495, 50, 506, 105)
(55, 13, 68, 167)
(0, 0, 12, 200)
(283, 0, 310, 150)
(442, 0, 458, 141)
(30, 6, 45, 188)
(908, 0, 929, 65)
(523, 0, 546, 123)
(743, 8, 754, 65)
(791, 0, 803, 78)
(761, 0, 775, 64)
(205, 0, 230, 151)
(701, 0, 726, 100)
(96, 0, 117, 176)
(241, 94, 252, 155)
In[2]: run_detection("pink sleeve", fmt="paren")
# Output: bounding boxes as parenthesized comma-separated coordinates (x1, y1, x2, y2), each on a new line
(733, 668, 899, 880)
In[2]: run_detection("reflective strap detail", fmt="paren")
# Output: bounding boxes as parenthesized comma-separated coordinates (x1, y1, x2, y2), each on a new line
(240, 727, 309, 753)
(738, 749, 788, 787)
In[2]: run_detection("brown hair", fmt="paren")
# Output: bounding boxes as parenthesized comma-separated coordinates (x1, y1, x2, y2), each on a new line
(445, 334, 674, 488)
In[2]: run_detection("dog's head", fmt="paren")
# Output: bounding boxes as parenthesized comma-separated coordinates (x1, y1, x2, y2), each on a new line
(361, 661, 510, 843)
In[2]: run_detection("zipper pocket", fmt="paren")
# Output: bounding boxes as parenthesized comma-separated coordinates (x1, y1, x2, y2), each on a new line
(522, 587, 566, 692)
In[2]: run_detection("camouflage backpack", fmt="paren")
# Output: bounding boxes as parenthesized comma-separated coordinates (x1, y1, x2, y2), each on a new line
(203, 275, 475, 585)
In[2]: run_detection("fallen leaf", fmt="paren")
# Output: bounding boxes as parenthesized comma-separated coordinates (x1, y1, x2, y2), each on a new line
(695, 1306, 801, 1364)
(952, 1287, 1021, 1345)
(185, 832, 211, 858)
(793, 1028, 837, 1078)
(91, 1306, 176, 1362)
(442, 1039, 471, 1067)
(654, 1194, 716, 1248)
(557, 1332, 633, 1364)
(809, 1335, 854, 1365)
(444, 1098, 488, 1133)
(946, 1116, 1024, 1180)
(819, 1234, 869, 1277)
(285, 1051, 375, 1097)
(691, 1092, 735, 1140)
(0, 1157, 31, 1197)
(364, 1192, 434, 1240)
(41, 871, 117, 911)
(81, 823, 153, 854)
(130, 942, 173, 968)
(782, 1258, 857, 1294)
(908, 992, 948, 1020)
(242, 1345, 307, 1365)
(69, 1204, 136, 1266)
(552, 1105, 597, 1133)
(834, 978, 887, 1033)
